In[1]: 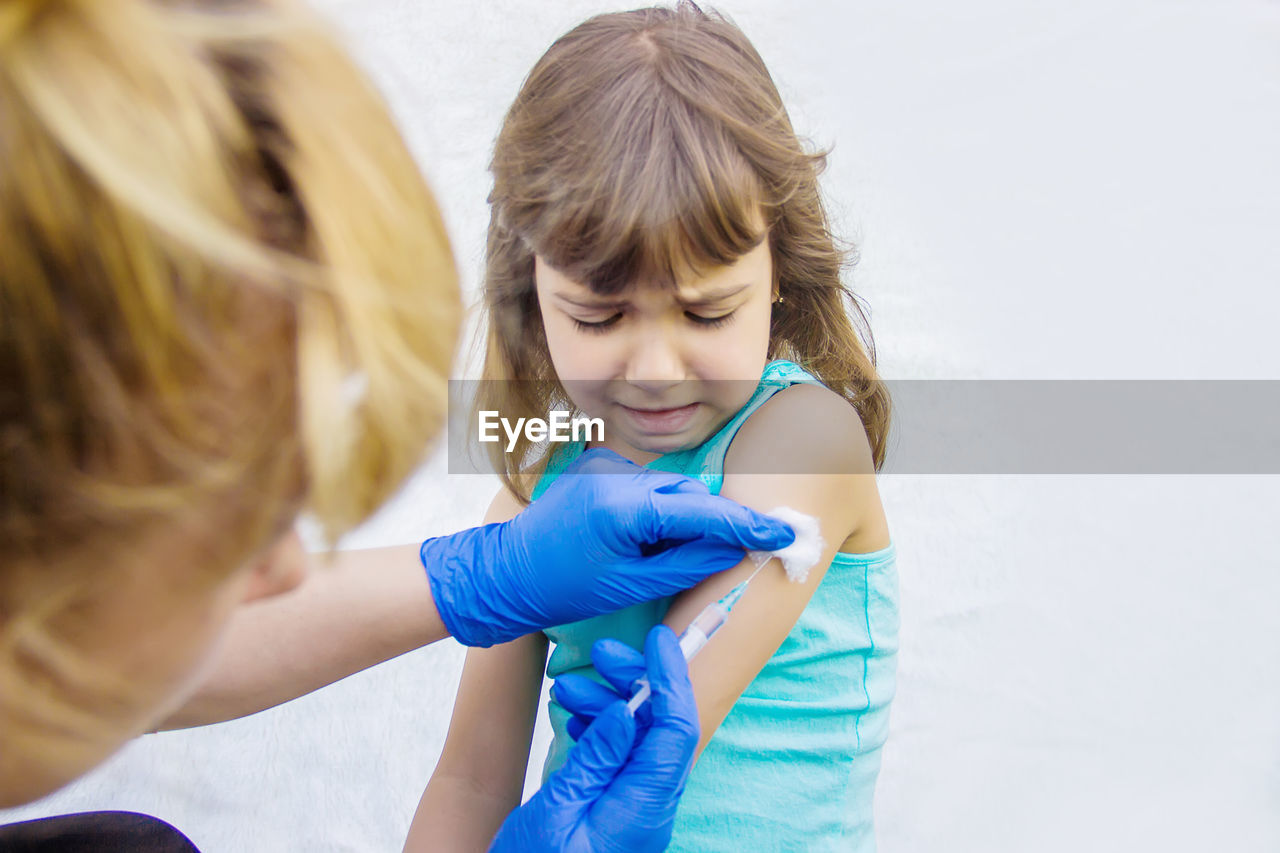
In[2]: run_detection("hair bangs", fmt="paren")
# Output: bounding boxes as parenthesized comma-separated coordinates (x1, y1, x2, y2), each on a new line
(529, 94, 767, 295)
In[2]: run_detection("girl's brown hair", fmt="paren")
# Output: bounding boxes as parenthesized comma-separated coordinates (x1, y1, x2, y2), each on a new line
(478, 2, 889, 501)
(1, 0, 459, 793)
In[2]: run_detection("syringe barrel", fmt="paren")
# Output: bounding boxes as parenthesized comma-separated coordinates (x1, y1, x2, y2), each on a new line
(687, 601, 731, 644)
(677, 625, 709, 659)
(624, 600, 732, 712)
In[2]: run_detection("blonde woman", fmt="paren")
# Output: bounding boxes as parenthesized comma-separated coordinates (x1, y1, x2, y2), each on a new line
(0, 0, 794, 849)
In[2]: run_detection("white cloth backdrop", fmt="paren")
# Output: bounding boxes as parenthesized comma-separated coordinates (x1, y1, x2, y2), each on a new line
(3, 1, 1277, 850)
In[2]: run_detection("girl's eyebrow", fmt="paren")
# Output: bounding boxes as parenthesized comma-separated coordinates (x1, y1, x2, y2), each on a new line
(677, 282, 752, 306)
(554, 282, 753, 310)
(554, 292, 627, 310)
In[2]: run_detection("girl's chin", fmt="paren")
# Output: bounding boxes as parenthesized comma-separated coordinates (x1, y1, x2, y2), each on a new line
(606, 428, 714, 460)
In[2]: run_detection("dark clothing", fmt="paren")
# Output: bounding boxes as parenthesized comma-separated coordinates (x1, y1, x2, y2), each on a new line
(0, 812, 199, 852)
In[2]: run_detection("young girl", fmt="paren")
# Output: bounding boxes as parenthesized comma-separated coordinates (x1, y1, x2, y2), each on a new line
(413, 4, 897, 850)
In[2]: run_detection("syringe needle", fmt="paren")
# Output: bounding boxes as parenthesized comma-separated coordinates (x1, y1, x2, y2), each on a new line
(624, 566, 766, 713)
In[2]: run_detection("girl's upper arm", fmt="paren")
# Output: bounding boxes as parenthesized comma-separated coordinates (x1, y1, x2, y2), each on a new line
(663, 384, 889, 756)
(431, 486, 548, 801)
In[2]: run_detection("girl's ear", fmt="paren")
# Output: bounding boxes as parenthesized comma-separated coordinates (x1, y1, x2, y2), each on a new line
(240, 529, 308, 604)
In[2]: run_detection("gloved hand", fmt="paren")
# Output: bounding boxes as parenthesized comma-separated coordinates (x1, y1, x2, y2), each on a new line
(421, 448, 794, 647)
(552, 637, 655, 741)
(489, 626, 699, 853)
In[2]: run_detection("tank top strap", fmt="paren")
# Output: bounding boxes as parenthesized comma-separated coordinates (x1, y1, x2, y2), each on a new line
(647, 359, 822, 494)
(532, 436, 584, 500)
(532, 360, 822, 499)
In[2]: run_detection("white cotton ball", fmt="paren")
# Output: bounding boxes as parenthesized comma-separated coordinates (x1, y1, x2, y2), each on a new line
(747, 506, 825, 583)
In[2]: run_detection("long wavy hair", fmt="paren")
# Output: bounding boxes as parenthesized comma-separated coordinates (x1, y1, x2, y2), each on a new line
(0, 0, 459, 794)
(476, 2, 890, 501)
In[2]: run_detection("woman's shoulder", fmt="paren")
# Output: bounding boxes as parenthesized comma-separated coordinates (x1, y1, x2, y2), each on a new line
(724, 381, 877, 479)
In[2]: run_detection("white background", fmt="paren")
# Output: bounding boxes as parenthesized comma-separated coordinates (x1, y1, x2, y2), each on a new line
(4, 1, 1279, 850)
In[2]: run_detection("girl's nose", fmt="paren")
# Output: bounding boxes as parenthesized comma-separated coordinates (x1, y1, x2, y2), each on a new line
(624, 327, 686, 393)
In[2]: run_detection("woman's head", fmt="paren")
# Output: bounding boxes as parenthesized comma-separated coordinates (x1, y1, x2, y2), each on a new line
(0, 0, 460, 803)
(478, 3, 889, 494)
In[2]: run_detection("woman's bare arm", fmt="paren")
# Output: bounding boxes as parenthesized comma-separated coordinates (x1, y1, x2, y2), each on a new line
(161, 542, 447, 729)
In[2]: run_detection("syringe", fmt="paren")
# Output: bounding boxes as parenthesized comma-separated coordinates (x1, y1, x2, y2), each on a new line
(625, 563, 765, 712)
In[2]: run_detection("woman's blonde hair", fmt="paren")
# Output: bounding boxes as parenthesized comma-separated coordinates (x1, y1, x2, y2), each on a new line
(477, 2, 890, 501)
(1, 0, 460, 794)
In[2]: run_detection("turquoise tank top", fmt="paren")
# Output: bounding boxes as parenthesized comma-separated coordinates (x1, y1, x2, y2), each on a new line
(532, 360, 899, 852)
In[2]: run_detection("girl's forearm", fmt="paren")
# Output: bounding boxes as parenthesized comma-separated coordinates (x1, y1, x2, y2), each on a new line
(406, 633, 547, 851)
(405, 772, 519, 852)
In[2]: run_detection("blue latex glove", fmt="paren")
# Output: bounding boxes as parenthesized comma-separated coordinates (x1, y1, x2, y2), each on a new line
(421, 448, 794, 647)
(553, 638, 654, 741)
(489, 626, 698, 853)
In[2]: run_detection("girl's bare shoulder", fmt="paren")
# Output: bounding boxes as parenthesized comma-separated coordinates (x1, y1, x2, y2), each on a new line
(724, 383, 888, 552)
(484, 484, 526, 524)
(725, 382, 876, 478)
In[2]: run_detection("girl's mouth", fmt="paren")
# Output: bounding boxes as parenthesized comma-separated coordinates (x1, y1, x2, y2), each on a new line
(617, 402, 701, 435)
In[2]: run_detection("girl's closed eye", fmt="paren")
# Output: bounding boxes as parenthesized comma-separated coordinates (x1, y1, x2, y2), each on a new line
(571, 309, 738, 334)
(686, 309, 737, 329)
(571, 313, 623, 334)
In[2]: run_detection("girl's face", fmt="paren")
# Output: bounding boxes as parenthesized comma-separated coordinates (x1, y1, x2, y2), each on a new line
(535, 238, 774, 462)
